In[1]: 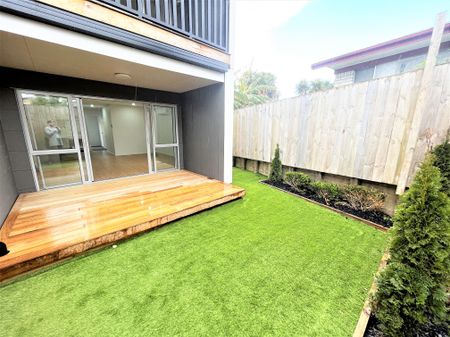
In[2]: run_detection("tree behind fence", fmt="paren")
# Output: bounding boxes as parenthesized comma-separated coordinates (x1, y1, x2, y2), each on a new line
(233, 63, 450, 189)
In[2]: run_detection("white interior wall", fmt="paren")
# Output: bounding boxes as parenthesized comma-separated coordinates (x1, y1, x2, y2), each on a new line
(101, 108, 115, 154)
(83, 102, 179, 159)
(110, 105, 147, 156)
(84, 108, 102, 147)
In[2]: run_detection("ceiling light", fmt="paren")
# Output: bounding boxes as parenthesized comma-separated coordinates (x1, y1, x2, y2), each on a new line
(132, 102, 136, 106)
(90, 104, 94, 108)
(114, 73, 132, 80)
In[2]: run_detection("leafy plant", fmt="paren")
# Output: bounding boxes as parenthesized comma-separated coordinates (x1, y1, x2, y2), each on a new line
(284, 172, 312, 193)
(372, 154, 450, 337)
(340, 185, 385, 212)
(234, 69, 279, 109)
(295, 79, 333, 95)
(269, 144, 283, 183)
(432, 138, 450, 195)
(310, 181, 342, 205)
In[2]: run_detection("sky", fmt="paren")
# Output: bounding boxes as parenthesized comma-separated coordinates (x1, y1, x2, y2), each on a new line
(234, 0, 450, 98)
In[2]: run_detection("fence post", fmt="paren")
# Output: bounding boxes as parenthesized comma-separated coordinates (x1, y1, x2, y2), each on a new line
(395, 11, 447, 194)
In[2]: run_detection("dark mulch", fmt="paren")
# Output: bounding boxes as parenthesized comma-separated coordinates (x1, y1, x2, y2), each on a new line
(364, 315, 449, 337)
(262, 180, 392, 228)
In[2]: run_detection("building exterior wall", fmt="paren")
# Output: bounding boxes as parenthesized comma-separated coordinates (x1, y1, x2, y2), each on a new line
(0, 87, 35, 193)
(0, 118, 18, 225)
(181, 83, 225, 181)
(0, 67, 183, 193)
(334, 41, 450, 85)
(334, 70, 355, 86)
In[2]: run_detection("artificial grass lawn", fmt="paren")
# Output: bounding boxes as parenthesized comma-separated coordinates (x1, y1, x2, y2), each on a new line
(0, 168, 387, 337)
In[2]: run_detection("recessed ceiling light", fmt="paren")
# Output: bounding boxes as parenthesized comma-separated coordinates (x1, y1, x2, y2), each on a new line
(114, 73, 132, 80)
(90, 104, 94, 108)
(132, 102, 136, 106)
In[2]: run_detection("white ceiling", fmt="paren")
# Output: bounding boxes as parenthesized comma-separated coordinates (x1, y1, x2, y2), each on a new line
(0, 31, 220, 93)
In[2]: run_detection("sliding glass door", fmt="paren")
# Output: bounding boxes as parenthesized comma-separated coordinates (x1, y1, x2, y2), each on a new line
(80, 98, 150, 181)
(18, 90, 180, 191)
(17, 91, 85, 190)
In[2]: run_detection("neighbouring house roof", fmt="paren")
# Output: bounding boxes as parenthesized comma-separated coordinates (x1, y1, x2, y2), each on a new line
(312, 22, 450, 70)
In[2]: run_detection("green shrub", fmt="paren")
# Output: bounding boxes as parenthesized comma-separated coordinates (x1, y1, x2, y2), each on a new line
(269, 144, 283, 183)
(284, 172, 311, 193)
(340, 185, 385, 212)
(310, 181, 342, 205)
(373, 154, 450, 337)
(432, 138, 450, 195)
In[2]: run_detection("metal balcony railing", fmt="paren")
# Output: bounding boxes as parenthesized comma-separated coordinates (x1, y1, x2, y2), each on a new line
(96, 0, 229, 51)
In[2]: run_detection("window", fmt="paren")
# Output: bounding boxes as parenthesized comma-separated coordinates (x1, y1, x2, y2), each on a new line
(354, 67, 375, 83)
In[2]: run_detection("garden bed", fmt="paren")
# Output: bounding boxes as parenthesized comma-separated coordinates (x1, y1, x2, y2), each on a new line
(262, 180, 392, 229)
(364, 314, 449, 337)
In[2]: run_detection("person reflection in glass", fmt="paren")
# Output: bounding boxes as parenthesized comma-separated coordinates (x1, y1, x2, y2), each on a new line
(44, 120, 63, 149)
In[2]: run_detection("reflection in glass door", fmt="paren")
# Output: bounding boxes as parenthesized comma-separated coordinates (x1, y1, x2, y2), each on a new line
(17, 91, 85, 190)
(150, 104, 180, 172)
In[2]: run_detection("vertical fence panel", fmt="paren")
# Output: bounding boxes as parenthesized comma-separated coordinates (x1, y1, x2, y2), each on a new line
(233, 65, 450, 187)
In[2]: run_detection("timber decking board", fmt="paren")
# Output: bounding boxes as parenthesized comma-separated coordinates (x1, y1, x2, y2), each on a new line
(0, 170, 245, 281)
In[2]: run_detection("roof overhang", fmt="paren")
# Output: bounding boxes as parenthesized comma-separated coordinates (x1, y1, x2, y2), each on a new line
(0, 12, 224, 93)
(312, 23, 450, 70)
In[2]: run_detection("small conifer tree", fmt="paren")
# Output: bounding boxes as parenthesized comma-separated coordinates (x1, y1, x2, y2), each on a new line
(269, 144, 283, 183)
(373, 154, 450, 336)
(432, 138, 450, 195)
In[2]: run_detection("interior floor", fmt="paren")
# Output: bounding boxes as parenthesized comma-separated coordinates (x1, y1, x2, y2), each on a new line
(90, 150, 174, 181)
(90, 150, 149, 181)
(36, 150, 176, 187)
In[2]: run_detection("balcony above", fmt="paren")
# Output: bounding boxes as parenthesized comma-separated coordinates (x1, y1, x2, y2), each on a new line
(96, 0, 229, 51)
(0, 0, 230, 72)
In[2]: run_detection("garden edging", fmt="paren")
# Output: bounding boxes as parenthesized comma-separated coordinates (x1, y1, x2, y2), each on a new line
(352, 252, 389, 337)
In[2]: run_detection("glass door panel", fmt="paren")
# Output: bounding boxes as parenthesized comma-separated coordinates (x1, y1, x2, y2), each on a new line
(154, 147, 177, 170)
(33, 154, 82, 190)
(150, 104, 179, 172)
(81, 98, 150, 181)
(154, 106, 177, 144)
(19, 91, 182, 190)
(20, 93, 76, 151)
(18, 91, 84, 190)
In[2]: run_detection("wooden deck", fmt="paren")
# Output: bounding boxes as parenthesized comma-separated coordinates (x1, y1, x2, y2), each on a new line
(0, 170, 245, 281)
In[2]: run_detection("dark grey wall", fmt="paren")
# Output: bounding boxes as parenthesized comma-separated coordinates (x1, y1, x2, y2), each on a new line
(182, 83, 224, 180)
(0, 88, 35, 193)
(0, 119, 18, 225)
(0, 67, 183, 194)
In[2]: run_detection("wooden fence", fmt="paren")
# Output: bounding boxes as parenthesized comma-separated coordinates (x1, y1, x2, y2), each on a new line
(233, 63, 450, 191)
